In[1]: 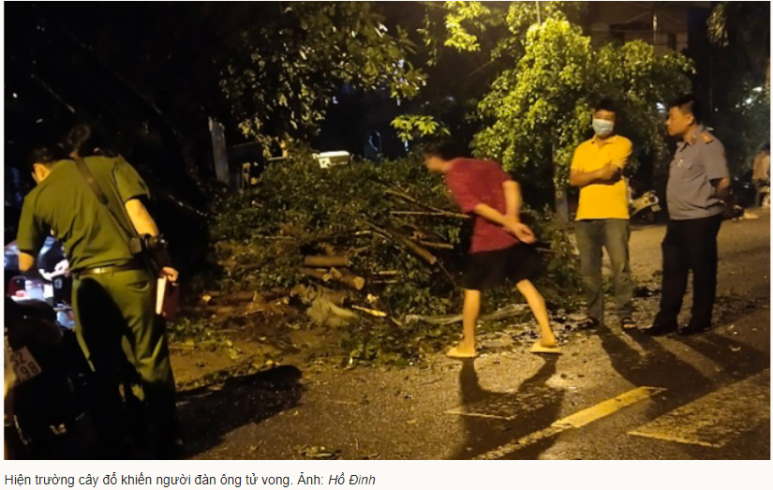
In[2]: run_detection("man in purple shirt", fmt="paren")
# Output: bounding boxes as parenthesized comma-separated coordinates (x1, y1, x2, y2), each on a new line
(423, 144, 560, 358)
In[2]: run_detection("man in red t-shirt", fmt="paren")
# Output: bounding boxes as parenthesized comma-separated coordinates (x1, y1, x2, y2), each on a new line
(423, 145, 560, 358)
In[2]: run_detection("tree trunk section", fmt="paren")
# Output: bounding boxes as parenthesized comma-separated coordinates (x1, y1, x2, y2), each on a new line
(303, 255, 351, 268)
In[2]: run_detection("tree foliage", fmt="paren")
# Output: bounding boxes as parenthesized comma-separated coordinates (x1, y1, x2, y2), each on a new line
(391, 115, 450, 143)
(211, 154, 465, 316)
(210, 153, 580, 364)
(220, 2, 427, 152)
(209, 155, 579, 316)
(397, 1, 693, 197)
(706, 2, 770, 172)
(472, 18, 693, 206)
(384, 2, 590, 150)
(708, 1, 770, 78)
(711, 79, 771, 173)
(28, 2, 427, 160)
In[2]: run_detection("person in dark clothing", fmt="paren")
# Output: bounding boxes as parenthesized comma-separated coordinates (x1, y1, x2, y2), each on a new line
(643, 95, 730, 336)
(17, 126, 181, 457)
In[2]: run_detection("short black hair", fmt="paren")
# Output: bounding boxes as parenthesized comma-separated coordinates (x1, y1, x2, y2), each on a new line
(594, 98, 617, 114)
(422, 140, 463, 161)
(61, 123, 117, 157)
(62, 123, 92, 155)
(27, 145, 67, 171)
(669, 94, 703, 124)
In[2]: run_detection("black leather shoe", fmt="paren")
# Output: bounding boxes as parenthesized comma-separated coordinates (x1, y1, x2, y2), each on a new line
(678, 324, 709, 336)
(641, 323, 677, 336)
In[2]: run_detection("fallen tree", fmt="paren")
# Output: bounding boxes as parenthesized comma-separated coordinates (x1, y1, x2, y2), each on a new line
(199, 153, 581, 364)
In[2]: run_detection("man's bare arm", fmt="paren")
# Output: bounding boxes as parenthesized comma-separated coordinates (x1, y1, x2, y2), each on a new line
(125, 199, 179, 281)
(503, 181, 522, 221)
(569, 165, 621, 188)
(19, 252, 35, 273)
(473, 203, 509, 227)
(125, 199, 160, 237)
(473, 204, 536, 243)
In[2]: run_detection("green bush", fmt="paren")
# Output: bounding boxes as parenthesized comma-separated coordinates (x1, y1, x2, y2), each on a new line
(210, 152, 582, 364)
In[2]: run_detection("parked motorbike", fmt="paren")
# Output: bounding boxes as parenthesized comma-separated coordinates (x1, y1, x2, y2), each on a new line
(731, 173, 757, 208)
(4, 238, 159, 458)
(629, 189, 661, 224)
(4, 297, 98, 459)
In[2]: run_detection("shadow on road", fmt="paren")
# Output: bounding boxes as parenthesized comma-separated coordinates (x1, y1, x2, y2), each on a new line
(596, 324, 716, 422)
(671, 331, 770, 459)
(711, 296, 770, 329)
(605, 320, 769, 418)
(450, 357, 563, 460)
(177, 365, 304, 458)
(674, 332, 770, 384)
(598, 325, 706, 388)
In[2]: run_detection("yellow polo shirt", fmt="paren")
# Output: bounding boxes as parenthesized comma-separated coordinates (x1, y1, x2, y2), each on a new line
(571, 135, 632, 220)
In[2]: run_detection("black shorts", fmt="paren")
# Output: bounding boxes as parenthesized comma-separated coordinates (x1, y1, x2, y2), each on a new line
(463, 245, 544, 291)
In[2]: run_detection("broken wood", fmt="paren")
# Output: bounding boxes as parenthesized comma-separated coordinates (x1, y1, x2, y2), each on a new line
(290, 284, 348, 305)
(351, 246, 370, 255)
(417, 241, 454, 250)
(362, 221, 437, 265)
(351, 305, 388, 317)
(330, 268, 366, 291)
(399, 236, 438, 265)
(385, 189, 470, 219)
(404, 304, 529, 325)
(403, 222, 446, 241)
(303, 255, 351, 268)
(316, 286, 348, 306)
(303, 267, 365, 291)
(302, 268, 332, 283)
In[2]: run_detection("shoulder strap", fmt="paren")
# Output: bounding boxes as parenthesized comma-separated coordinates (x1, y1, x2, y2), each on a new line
(73, 156, 138, 238)
(74, 155, 109, 205)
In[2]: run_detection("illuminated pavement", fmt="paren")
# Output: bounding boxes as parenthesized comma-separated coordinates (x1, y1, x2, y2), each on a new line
(182, 213, 770, 460)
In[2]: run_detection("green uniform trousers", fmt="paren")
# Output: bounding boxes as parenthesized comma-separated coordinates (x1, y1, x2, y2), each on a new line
(72, 269, 177, 454)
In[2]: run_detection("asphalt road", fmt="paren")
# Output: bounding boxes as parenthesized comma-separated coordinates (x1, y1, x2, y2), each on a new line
(181, 213, 770, 460)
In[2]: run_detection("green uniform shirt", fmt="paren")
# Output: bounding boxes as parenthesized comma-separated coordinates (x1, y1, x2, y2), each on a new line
(17, 156, 150, 271)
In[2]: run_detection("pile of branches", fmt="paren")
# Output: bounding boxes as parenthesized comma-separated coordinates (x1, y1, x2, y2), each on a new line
(202, 153, 580, 364)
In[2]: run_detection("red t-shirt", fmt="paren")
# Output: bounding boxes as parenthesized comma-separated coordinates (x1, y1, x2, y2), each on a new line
(445, 158, 518, 253)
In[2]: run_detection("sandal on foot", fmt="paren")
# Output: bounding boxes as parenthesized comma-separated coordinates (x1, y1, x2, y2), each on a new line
(621, 316, 637, 330)
(577, 317, 600, 330)
(446, 346, 478, 359)
(530, 341, 562, 355)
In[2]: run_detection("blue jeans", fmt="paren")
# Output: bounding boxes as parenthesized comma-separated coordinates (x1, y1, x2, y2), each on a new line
(575, 219, 634, 323)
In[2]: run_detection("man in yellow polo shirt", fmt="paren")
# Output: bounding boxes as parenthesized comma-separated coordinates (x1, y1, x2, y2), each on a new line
(569, 99, 635, 330)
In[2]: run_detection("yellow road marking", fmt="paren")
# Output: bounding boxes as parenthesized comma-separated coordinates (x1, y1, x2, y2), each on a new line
(554, 386, 664, 429)
(473, 386, 664, 460)
(627, 431, 721, 449)
(628, 370, 770, 449)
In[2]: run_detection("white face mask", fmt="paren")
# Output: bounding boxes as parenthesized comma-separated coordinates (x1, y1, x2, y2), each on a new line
(592, 119, 615, 138)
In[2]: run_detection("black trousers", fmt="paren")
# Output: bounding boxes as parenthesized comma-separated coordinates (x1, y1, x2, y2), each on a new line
(655, 214, 722, 329)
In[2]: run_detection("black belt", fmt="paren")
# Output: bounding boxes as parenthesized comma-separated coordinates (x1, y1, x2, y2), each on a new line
(73, 261, 146, 278)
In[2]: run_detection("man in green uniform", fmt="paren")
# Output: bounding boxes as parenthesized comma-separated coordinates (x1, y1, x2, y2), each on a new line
(16, 141, 180, 458)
